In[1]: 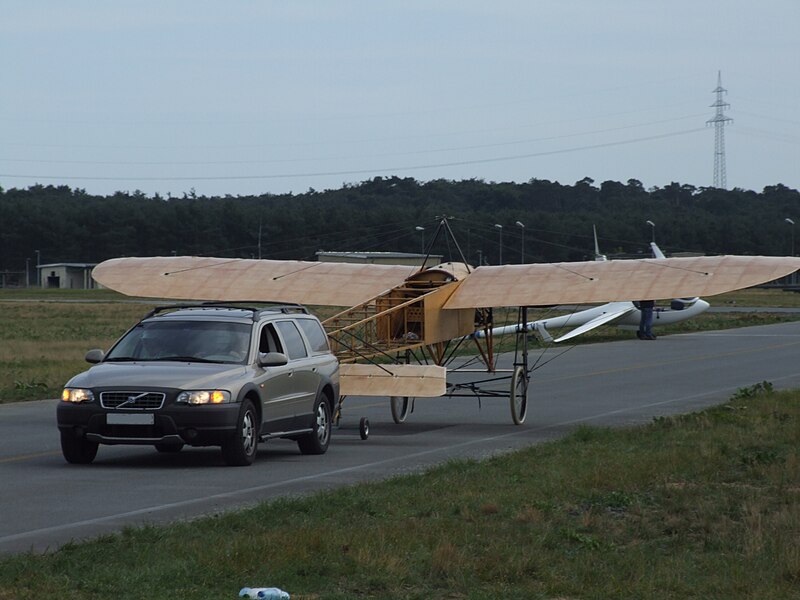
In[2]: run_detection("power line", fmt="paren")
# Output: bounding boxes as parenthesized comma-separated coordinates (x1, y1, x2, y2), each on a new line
(0, 114, 707, 168)
(0, 127, 705, 183)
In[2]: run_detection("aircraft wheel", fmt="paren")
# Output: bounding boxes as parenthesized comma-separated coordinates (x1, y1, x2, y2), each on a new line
(390, 396, 411, 424)
(510, 366, 528, 425)
(359, 417, 370, 440)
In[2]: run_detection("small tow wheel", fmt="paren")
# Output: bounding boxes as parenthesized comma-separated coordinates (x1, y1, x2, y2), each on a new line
(359, 417, 370, 440)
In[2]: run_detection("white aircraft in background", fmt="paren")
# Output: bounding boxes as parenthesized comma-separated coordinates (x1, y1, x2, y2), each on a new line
(483, 228, 710, 343)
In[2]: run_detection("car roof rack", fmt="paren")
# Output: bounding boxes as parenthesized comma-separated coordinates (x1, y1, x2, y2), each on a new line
(141, 301, 308, 322)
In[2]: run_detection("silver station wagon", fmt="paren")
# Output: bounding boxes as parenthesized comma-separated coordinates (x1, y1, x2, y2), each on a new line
(57, 303, 340, 466)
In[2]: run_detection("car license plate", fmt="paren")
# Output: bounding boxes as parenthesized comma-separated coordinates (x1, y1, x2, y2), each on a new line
(107, 413, 154, 425)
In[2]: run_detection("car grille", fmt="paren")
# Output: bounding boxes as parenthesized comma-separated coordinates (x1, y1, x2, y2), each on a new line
(100, 391, 165, 410)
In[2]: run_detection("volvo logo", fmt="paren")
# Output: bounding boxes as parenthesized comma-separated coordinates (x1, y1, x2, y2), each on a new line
(115, 392, 149, 409)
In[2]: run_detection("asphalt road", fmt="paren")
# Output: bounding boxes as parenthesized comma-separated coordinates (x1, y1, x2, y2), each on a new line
(3, 320, 800, 556)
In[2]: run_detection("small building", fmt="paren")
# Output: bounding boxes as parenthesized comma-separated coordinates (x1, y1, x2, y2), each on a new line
(316, 251, 443, 267)
(36, 263, 98, 289)
(0, 270, 25, 288)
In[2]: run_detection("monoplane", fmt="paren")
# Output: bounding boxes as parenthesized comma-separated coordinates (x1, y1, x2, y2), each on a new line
(92, 218, 800, 426)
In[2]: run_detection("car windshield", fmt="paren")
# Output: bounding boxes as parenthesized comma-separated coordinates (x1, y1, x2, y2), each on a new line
(106, 320, 251, 364)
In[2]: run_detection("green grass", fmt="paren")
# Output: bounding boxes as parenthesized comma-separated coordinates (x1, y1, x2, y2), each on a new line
(2, 386, 799, 599)
(0, 299, 158, 402)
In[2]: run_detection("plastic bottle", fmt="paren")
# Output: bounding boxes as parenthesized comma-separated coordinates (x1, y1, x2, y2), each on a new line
(239, 587, 290, 599)
(257, 590, 290, 600)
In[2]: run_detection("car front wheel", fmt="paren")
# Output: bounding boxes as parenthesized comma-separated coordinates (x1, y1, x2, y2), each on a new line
(221, 399, 258, 466)
(60, 430, 99, 464)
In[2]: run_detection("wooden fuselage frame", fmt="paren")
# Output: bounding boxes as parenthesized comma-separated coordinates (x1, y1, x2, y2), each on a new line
(323, 264, 476, 364)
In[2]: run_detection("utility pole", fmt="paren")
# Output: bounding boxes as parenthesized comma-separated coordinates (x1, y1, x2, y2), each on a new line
(786, 218, 795, 257)
(706, 71, 733, 189)
(415, 226, 425, 254)
(494, 224, 503, 264)
(515, 221, 525, 263)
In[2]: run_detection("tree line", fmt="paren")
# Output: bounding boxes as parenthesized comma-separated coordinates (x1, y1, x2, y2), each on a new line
(1, 177, 799, 276)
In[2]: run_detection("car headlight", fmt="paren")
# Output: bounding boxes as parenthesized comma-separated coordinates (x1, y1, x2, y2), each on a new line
(176, 390, 231, 405)
(61, 388, 95, 403)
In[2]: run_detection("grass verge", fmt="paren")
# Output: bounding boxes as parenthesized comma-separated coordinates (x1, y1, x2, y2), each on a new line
(1, 385, 799, 599)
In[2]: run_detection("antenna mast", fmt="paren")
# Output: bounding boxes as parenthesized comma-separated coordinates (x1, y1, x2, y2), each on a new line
(706, 71, 733, 189)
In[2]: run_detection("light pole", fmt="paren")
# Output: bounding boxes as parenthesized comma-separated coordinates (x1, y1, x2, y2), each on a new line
(26, 257, 30, 288)
(515, 221, 525, 263)
(35, 249, 40, 287)
(786, 218, 795, 256)
(494, 224, 503, 264)
(646, 220, 655, 244)
(415, 226, 425, 254)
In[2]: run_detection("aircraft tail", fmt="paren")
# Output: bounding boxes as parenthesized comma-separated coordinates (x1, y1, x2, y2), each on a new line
(593, 225, 607, 261)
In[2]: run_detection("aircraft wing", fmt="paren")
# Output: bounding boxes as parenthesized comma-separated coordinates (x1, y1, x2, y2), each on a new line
(92, 256, 418, 307)
(443, 255, 800, 309)
(551, 305, 637, 343)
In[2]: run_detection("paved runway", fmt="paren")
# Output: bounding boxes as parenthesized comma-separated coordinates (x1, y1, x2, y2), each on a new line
(3, 320, 800, 555)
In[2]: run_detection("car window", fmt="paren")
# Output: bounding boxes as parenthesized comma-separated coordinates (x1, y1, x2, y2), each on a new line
(275, 321, 308, 360)
(297, 319, 330, 353)
(106, 320, 250, 364)
(259, 323, 283, 354)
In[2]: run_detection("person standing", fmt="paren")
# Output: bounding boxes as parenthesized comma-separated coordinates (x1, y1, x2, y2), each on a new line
(637, 300, 656, 340)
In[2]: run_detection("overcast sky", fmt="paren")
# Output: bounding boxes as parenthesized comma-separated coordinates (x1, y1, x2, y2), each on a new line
(1, 1, 798, 198)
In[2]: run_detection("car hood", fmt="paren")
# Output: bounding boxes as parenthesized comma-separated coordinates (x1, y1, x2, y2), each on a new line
(65, 361, 247, 390)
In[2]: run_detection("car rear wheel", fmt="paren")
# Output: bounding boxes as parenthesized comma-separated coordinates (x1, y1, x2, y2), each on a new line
(60, 430, 99, 464)
(221, 399, 258, 466)
(298, 395, 331, 455)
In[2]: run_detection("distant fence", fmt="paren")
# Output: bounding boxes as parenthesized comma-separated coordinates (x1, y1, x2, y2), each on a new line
(760, 270, 800, 291)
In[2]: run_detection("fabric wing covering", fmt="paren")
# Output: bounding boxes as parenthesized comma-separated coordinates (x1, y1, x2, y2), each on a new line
(93, 255, 800, 310)
(92, 256, 418, 306)
(443, 255, 800, 309)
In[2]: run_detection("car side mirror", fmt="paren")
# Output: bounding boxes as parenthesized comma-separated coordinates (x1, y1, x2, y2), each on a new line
(258, 351, 288, 367)
(85, 349, 105, 364)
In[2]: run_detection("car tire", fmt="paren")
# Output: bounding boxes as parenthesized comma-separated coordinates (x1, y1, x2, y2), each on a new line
(221, 399, 259, 466)
(298, 394, 331, 455)
(60, 430, 99, 464)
